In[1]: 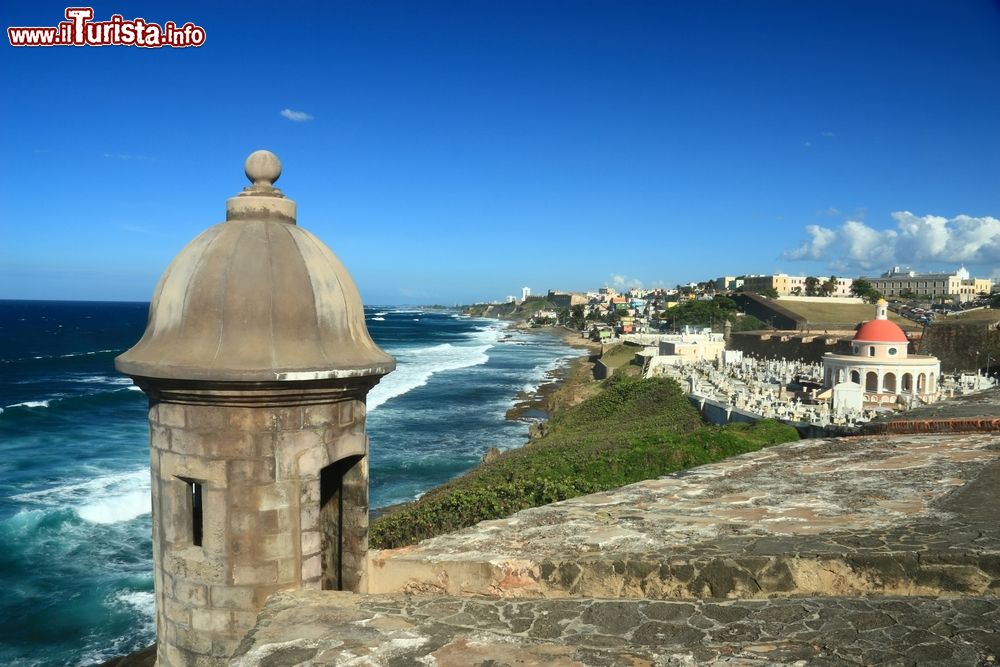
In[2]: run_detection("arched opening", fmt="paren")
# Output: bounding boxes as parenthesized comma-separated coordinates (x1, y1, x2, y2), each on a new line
(869, 346, 876, 357)
(902, 373, 913, 392)
(866, 371, 878, 392)
(319, 454, 367, 592)
(850, 370, 861, 384)
(929, 372, 935, 392)
(917, 373, 926, 392)
(883, 372, 896, 394)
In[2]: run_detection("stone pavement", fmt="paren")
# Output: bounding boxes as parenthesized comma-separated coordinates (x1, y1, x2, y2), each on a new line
(233, 590, 1000, 666)
(230, 429, 1000, 666)
(230, 397, 1000, 666)
(368, 433, 1000, 600)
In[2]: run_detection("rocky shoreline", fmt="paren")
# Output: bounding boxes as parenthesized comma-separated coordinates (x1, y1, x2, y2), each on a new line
(505, 325, 603, 424)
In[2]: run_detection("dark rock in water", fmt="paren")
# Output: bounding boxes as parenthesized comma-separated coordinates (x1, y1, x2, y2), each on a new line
(481, 446, 502, 464)
(96, 644, 156, 667)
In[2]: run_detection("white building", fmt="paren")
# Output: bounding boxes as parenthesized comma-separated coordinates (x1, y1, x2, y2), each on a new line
(821, 300, 940, 406)
(868, 266, 991, 303)
(521, 286, 531, 301)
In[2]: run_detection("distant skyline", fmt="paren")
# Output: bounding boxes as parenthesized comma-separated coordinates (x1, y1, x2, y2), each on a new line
(3, 1, 1000, 304)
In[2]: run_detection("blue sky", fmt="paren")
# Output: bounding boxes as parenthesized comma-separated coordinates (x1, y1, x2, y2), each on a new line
(3, 1, 1000, 304)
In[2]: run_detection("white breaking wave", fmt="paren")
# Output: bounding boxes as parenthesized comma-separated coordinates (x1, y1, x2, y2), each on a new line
(520, 354, 575, 396)
(368, 325, 503, 411)
(112, 590, 155, 619)
(5, 400, 51, 409)
(79, 590, 156, 667)
(8, 348, 124, 363)
(371, 316, 385, 321)
(72, 375, 134, 386)
(13, 468, 151, 525)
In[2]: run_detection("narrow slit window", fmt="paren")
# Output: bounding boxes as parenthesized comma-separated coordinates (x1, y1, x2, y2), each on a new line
(180, 478, 203, 546)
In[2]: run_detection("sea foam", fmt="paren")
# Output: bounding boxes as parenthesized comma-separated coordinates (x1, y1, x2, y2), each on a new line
(368, 325, 502, 411)
(13, 468, 151, 525)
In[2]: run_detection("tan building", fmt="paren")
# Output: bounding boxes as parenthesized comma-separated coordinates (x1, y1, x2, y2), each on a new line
(821, 300, 940, 406)
(743, 274, 854, 297)
(116, 152, 394, 666)
(741, 274, 806, 296)
(828, 277, 854, 297)
(868, 266, 991, 303)
(657, 333, 726, 363)
(546, 290, 588, 309)
(713, 275, 743, 291)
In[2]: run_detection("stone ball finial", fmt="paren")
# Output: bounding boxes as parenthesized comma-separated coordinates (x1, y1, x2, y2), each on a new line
(245, 150, 281, 187)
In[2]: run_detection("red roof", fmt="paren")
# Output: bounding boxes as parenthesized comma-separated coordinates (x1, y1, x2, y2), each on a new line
(853, 319, 908, 343)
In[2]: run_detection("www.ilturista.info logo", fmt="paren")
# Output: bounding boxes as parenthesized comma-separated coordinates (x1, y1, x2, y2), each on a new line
(8, 7, 206, 48)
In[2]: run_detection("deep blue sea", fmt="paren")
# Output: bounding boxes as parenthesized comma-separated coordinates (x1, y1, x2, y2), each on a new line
(0, 300, 576, 666)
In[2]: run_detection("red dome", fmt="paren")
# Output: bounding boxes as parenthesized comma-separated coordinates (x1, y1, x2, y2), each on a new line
(853, 319, 908, 343)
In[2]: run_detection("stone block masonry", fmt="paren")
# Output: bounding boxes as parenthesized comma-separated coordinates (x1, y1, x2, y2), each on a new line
(147, 394, 369, 662)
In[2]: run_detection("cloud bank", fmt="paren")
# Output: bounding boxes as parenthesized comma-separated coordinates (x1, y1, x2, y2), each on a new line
(785, 212, 1000, 271)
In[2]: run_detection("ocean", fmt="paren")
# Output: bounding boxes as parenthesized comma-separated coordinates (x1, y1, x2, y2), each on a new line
(0, 300, 577, 666)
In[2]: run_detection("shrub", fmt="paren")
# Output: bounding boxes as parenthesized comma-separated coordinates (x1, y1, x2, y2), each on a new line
(370, 377, 798, 549)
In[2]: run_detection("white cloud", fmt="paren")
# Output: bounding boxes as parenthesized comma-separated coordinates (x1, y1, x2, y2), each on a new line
(802, 141, 812, 148)
(784, 211, 1000, 271)
(608, 273, 644, 289)
(280, 108, 314, 122)
(821, 131, 836, 138)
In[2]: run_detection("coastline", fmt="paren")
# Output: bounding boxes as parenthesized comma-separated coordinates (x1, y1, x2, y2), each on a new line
(505, 325, 603, 423)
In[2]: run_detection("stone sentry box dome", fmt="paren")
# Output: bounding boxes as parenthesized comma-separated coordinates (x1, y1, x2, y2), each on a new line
(117, 150, 393, 382)
(117, 151, 394, 667)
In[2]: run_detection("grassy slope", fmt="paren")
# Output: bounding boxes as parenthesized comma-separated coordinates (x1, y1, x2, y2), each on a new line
(942, 309, 1000, 323)
(370, 376, 799, 549)
(775, 300, 919, 330)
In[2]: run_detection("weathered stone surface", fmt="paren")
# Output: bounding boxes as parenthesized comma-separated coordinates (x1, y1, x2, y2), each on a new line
(370, 432, 1000, 600)
(232, 590, 1000, 666)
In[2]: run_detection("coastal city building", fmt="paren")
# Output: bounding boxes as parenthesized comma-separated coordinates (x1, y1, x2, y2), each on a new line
(655, 331, 726, 365)
(546, 290, 589, 309)
(821, 300, 941, 406)
(741, 274, 854, 297)
(741, 274, 806, 296)
(521, 286, 531, 301)
(714, 275, 744, 291)
(867, 266, 992, 303)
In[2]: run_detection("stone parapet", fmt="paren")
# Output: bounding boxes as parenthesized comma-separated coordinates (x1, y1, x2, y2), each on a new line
(370, 433, 1000, 601)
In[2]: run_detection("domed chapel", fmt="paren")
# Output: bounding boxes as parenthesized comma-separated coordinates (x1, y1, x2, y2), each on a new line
(822, 299, 940, 406)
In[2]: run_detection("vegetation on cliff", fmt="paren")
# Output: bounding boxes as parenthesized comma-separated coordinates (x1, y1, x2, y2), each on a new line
(370, 375, 799, 549)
